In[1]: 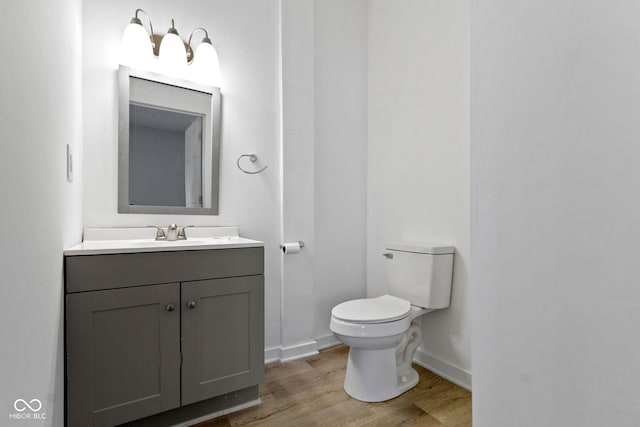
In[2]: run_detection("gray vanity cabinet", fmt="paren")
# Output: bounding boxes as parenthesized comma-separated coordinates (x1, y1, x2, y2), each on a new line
(181, 276, 264, 405)
(66, 283, 181, 426)
(65, 247, 264, 427)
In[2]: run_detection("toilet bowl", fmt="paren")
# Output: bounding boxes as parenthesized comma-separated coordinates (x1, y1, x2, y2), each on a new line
(329, 242, 455, 402)
(330, 295, 431, 402)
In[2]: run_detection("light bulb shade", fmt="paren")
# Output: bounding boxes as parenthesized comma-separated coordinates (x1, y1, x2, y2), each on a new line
(159, 32, 187, 76)
(191, 42, 221, 87)
(121, 23, 153, 68)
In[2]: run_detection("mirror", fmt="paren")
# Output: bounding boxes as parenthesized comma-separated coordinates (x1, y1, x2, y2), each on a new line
(118, 65, 221, 215)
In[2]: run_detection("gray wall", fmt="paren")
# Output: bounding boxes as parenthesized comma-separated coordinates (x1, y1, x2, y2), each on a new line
(129, 125, 186, 207)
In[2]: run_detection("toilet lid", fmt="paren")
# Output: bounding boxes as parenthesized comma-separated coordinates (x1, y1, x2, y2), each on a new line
(331, 295, 411, 323)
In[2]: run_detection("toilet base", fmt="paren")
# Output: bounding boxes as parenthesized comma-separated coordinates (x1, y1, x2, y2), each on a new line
(343, 346, 420, 402)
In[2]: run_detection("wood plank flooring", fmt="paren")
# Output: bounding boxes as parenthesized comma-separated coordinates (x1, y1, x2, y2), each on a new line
(192, 345, 471, 427)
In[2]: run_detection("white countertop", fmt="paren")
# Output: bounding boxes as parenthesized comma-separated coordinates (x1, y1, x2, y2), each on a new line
(64, 227, 264, 256)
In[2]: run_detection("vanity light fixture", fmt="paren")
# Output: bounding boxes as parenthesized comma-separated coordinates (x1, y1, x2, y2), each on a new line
(120, 8, 221, 86)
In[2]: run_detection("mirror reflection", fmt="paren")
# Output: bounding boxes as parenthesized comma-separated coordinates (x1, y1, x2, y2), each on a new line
(129, 105, 203, 208)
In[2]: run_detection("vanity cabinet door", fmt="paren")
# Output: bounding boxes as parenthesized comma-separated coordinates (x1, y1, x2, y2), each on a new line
(66, 283, 181, 427)
(181, 276, 265, 405)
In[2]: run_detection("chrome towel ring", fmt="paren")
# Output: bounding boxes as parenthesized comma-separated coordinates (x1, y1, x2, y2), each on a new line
(237, 154, 268, 174)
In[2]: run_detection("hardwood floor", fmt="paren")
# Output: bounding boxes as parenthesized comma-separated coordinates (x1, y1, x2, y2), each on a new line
(192, 345, 471, 427)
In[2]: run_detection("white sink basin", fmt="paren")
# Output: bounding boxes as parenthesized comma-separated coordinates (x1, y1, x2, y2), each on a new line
(128, 238, 219, 246)
(64, 228, 263, 256)
(125, 236, 237, 247)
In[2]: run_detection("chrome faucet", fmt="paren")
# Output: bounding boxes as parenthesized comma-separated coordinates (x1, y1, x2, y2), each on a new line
(166, 224, 179, 241)
(148, 224, 194, 241)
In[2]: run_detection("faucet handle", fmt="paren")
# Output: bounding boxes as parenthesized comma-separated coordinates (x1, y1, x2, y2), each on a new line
(148, 225, 166, 241)
(178, 225, 195, 240)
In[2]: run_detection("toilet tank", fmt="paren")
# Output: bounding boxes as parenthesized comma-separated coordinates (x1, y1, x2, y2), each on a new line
(385, 242, 454, 309)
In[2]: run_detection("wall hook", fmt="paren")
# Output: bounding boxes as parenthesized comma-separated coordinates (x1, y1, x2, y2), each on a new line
(237, 154, 268, 174)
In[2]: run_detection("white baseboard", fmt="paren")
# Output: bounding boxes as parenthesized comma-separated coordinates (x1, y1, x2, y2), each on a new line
(264, 340, 318, 364)
(266, 337, 470, 393)
(413, 348, 472, 391)
(264, 346, 282, 364)
(266, 337, 471, 392)
(281, 340, 319, 362)
(264, 334, 341, 364)
(315, 333, 341, 350)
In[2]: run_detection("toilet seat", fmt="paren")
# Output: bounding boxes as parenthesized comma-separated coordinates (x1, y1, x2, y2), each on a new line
(331, 295, 410, 324)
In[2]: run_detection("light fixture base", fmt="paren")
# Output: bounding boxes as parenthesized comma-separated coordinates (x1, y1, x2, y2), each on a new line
(151, 34, 193, 62)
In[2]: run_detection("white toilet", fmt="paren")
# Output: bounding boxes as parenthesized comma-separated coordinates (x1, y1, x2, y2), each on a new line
(329, 241, 454, 402)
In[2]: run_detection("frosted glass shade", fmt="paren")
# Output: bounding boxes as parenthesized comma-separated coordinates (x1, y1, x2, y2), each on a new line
(159, 32, 187, 76)
(191, 42, 221, 87)
(121, 23, 153, 68)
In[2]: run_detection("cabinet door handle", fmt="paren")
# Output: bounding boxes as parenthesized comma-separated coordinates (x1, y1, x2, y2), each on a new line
(165, 303, 176, 312)
(187, 301, 197, 309)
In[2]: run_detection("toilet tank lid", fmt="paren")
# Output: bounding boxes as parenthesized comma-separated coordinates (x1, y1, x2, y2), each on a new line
(386, 242, 454, 254)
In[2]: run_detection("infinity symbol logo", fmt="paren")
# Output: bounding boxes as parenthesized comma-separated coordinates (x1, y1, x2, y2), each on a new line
(14, 399, 42, 412)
